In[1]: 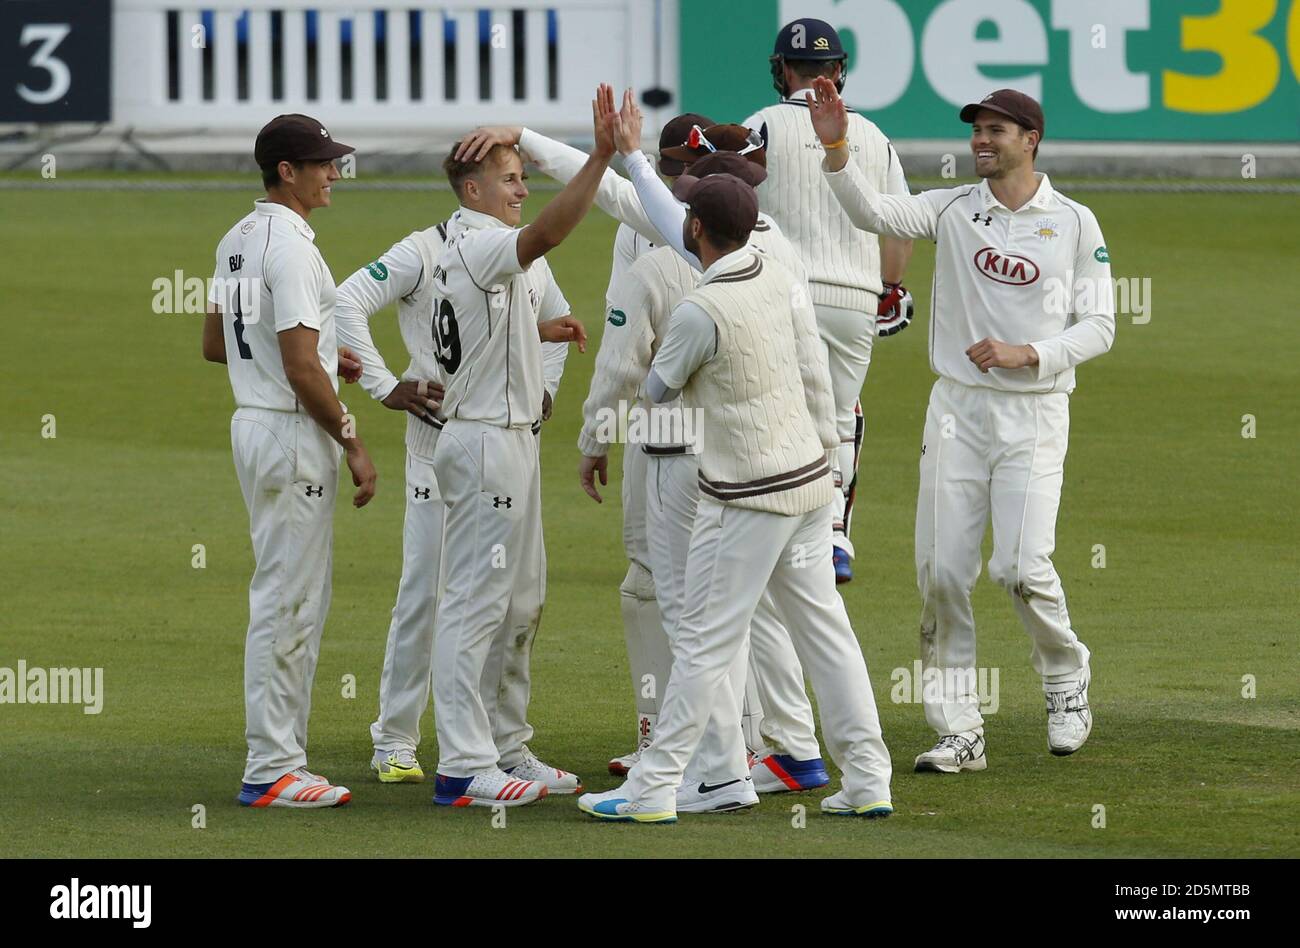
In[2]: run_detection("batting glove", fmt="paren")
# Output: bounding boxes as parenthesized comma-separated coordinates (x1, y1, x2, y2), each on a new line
(876, 282, 914, 337)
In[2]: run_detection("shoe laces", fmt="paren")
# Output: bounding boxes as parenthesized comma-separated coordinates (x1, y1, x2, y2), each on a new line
(391, 749, 417, 767)
(935, 734, 972, 752)
(1045, 680, 1089, 714)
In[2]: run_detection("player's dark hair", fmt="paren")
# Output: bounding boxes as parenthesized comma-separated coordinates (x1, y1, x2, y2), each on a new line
(788, 59, 842, 82)
(444, 144, 516, 199)
(260, 159, 304, 190)
(687, 209, 748, 254)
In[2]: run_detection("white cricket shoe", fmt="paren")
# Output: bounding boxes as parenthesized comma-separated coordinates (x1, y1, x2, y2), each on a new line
(675, 777, 759, 814)
(577, 787, 676, 823)
(819, 792, 893, 818)
(506, 747, 583, 794)
(433, 768, 547, 807)
(608, 737, 651, 777)
(1046, 667, 1092, 755)
(371, 748, 425, 783)
(237, 767, 351, 808)
(913, 730, 988, 773)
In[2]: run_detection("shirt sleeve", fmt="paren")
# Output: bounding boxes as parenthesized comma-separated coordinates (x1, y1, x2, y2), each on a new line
(334, 237, 426, 401)
(624, 150, 702, 271)
(577, 275, 657, 456)
(822, 157, 942, 241)
(519, 128, 663, 246)
(264, 238, 324, 333)
(1030, 208, 1117, 379)
(457, 226, 525, 289)
(650, 299, 717, 395)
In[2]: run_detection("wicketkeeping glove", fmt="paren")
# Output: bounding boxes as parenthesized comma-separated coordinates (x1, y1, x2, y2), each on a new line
(876, 282, 914, 337)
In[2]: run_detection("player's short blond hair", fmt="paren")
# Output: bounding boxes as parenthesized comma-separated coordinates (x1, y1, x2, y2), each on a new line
(443, 144, 518, 199)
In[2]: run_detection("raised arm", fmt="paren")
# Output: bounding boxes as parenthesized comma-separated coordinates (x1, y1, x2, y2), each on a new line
(514, 85, 617, 268)
(456, 112, 663, 245)
(809, 77, 939, 241)
(610, 89, 701, 270)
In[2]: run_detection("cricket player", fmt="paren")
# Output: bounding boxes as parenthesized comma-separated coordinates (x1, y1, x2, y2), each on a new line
(579, 172, 894, 823)
(334, 224, 569, 784)
(744, 17, 915, 583)
(202, 114, 375, 808)
(428, 89, 608, 808)
(810, 79, 1112, 768)
(453, 105, 805, 778)
(578, 150, 833, 810)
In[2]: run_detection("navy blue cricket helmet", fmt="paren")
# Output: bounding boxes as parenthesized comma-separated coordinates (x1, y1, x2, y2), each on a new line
(769, 18, 848, 97)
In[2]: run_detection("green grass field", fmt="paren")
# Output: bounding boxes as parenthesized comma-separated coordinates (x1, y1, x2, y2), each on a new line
(2, 177, 1297, 858)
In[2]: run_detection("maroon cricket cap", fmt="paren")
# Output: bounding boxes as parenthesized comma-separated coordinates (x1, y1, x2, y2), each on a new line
(254, 114, 355, 167)
(662, 123, 767, 169)
(959, 89, 1045, 139)
(671, 172, 759, 244)
(687, 151, 767, 187)
(657, 112, 715, 177)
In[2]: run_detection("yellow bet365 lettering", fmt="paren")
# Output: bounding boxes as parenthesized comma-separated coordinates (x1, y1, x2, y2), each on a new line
(1289, 0, 1300, 83)
(1163, 0, 1280, 113)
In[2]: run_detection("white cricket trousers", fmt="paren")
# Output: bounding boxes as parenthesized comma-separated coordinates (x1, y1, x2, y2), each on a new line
(230, 407, 340, 785)
(624, 499, 893, 810)
(645, 452, 821, 776)
(369, 449, 444, 754)
(432, 420, 543, 777)
(916, 378, 1091, 735)
(814, 301, 879, 558)
(619, 444, 671, 738)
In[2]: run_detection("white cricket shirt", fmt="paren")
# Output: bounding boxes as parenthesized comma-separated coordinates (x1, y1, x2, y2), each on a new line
(432, 207, 571, 428)
(824, 164, 1116, 394)
(209, 200, 339, 411)
(745, 90, 910, 310)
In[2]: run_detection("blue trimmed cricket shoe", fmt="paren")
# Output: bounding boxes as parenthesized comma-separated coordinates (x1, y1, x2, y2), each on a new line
(750, 753, 831, 793)
(433, 769, 547, 807)
(371, 748, 425, 783)
(577, 788, 676, 823)
(833, 547, 853, 584)
(819, 792, 893, 818)
(237, 767, 351, 808)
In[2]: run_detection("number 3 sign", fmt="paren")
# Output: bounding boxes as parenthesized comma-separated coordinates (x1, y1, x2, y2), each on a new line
(0, 1, 111, 122)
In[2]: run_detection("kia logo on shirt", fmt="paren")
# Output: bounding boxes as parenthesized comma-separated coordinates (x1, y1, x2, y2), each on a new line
(973, 247, 1040, 286)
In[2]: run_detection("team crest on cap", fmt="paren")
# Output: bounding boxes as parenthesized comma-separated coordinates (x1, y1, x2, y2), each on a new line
(320, 127, 329, 137)
(813, 37, 830, 50)
(1034, 218, 1059, 241)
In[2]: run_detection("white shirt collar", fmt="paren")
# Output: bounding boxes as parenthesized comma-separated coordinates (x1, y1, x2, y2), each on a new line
(254, 199, 315, 240)
(700, 246, 756, 284)
(455, 205, 516, 231)
(978, 173, 1056, 213)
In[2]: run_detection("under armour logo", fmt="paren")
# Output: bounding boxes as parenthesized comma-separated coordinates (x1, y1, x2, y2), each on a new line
(973, 213, 992, 226)
(413, 487, 431, 499)
(492, 496, 512, 508)
(305, 485, 324, 497)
